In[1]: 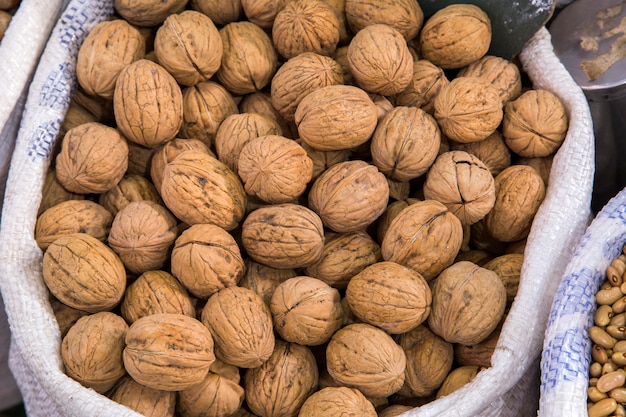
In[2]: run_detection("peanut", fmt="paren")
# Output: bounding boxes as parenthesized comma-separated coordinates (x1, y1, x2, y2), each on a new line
(597, 369, 626, 393)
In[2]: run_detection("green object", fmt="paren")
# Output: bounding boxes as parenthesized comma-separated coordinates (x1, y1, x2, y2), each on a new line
(419, 0, 557, 59)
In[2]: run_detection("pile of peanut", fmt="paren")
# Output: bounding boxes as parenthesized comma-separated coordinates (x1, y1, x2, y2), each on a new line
(37, 0, 570, 416)
(589, 248, 626, 417)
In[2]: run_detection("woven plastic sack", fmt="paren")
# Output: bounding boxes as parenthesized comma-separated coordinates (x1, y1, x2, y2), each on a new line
(538, 194, 626, 414)
(0, 3, 594, 416)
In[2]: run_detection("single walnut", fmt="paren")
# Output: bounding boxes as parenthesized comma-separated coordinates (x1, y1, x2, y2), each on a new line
(217, 21, 278, 95)
(309, 160, 389, 233)
(428, 261, 506, 345)
(150, 138, 213, 193)
(332, 45, 354, 86)
(178, 365, 245, 417)
(271, 52, 344, 122)
(371, 106, 441, 182)
(241, 0, 288, 28)
(517, 155, 554, 186)
(160, 150, 247, 230)
(123, 313, 216, 391)
(436, 365, 483, 399)
(346, 261, 431, 334)
(345, 0, 423, 41)
(347, 24, 413, 95)
(305, 230, 381, 290)
(502, 89, 568, 158)
(154, 10, 222, 86)
(43, 233, 126, 313)
(295, 84, 378, 151)
(376, 198, 420, 244)
(50, 297, 90, 338)
(299, 387, 377, 417)
(190, 0, 243, 25)
(201, 286, 275, 368)
(114, 0, 187, 27)
(393, 59, 450, 115)
(483, 253, 524, 307)
(454, 249, 494, 266)
(215, 113, 283, 173)
(296, 139, 350, 181)
(244, 340, 319, 417)
(379, 405, 414, 417)
(454, 326, 500, 368)
(180, 80, 239, 148)
(76, 19, 145, 100)
(99, 174, 162, 217)
(239, 91, 296, 139)
(320, 0, 350, 44)
(423, 150, 496, 226)
(270, 276, 343, 345)
(419, 4, 491, 69)
(484, 165, 546, 242)
(272, 0, 340, 59)
(61, 312, 128, 393)
(39, 170, 85, 216)
(55, 122, 128, 194)
(399, 325, 454, 398)
(237, 135, 313, 204)
(108, 201, 178, 274)
(458, 55, 522, 104)
(387, 178, 411, 201)
(381, 199, 463, 281)
(449, 130, 511, 177)
(35, 200, 112, 251)
(114, 59, 183, 148)
(120, 270, 196, 324)
(170, 223, 245, 299)
(239, 259, 296, 306)
(434, 76, 503, 144)
(110, 375, 176, 417)
(326, 323, 406, 397)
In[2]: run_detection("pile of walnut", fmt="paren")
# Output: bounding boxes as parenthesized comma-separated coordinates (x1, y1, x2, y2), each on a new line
(38, 0, 569, 416)
(588, 247, 626, 417)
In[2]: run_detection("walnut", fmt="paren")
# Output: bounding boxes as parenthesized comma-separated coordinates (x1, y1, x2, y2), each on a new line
(216, 21, 278, 95)
(127, 141, 158, 178)
(449, 130, 511, 177)
(326, 322, 406, 397)
(308, 160, 389, 233)
(238, 135, 313, 204)
(347, 24, 413, 95)
(379, 405, 414, 417)
(123, 313, 216, 391)
(272, 0, 340, 59)
(419, 4, 491, 69)
(299, 387, 377, 417)
(215, 113, 283, 173)
(239, 91, 296, 139)
(108, 201, 178, 274)
(201, 286, 275, 368)
(154, 10, 222, 86)
(320, 0, 350, 44)
(387, 178, 411, 201)
(346, 261, 431, 334)
(484, 165, 546, 242)
(110, 375, 176, 417)
(454, 249, 494, 266)
(0, 10, 10, 39)
(76, 19, 145, 100)
(114, 59, 183, 148)
(454, 326, 500, 368)
(241, 203, 325, 269)
(332, 45, 354, 86)
(178, 364, 245, 417)
(114, 0, 187, 27)
(517, 155, 554, 186)
(160, 150, 247, 230)
(345, 0, 423, 41)
(270, 276, 343, 345)
(55, 122, 128, 194)
(458, 55, 522, 104)
(240, 0, 288, 29)
(483, 253, 524, 307)
(434, 76, 503, 144)
(61, 312, 128, 393)
(436, 365, 483, 399)
(381, 199, 463, 281)
(393, 59, 450, 115)
(98, 174, 162, 217)
(120, 270, 196, 324)
(244, 340, 318, 417)
(42, 233, 126, 313)
(71, 88, 116, 124)
(423, 150, 496, 226)
(50, 297, 90, 338)
(371, 106, 441, 182)
(469, 218, 508, 255)
(170, 223, 245, 299)
(376, 198, 420, 244)
(399, 325, 454, 397)
(190, 0, 243, 25)
(296, 139, 350, 181)
(180, 80, 239, 148)
(502, 89, 569, 158)
(295, 85, 378, 151)
(39, 169, 85, 216)
(428, 261, 506, 345)
(35, 200, 112, 251)
(150, 138, 214, 193)
(305, 230, 381, 290)
(271, 52, 344, 122)
(239, 259, 296, 306)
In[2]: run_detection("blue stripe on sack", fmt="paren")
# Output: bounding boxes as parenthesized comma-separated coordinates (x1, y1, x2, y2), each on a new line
(547, 266, 600, 329)
(541, 327, 591, 390)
